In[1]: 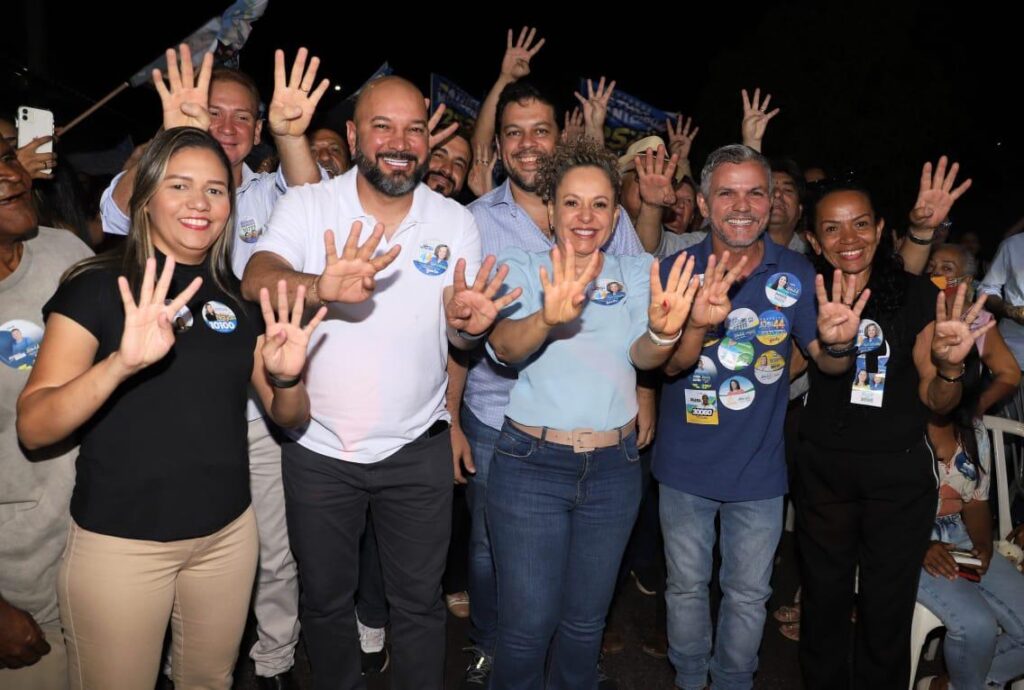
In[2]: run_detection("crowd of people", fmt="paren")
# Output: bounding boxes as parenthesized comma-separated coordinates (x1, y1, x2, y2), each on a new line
(3, 25, 1024, 690)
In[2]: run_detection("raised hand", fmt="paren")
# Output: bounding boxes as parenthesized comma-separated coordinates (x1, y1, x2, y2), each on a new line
(260, 280, 327, 379)
(815, 269, 871, 346)
(649, 252, 699, 337)
(16, 136, 56, 180)
(688, 252, 748, 329)
(426, 102, 459, 151)
(445, 255, 524, 336)
(636, 145, 680, 207)
(666, 114, 699, 161)
(932, 282, 995, 369)
(467, 142, 497, 197)
(539, 244, 602, 326)
(574, 76, 616, 141)
(562, 107, 585, 143)
(268, 48, 330, 139)
(116, 257, 203, 374)
(317, 222, 402, 303)
(501, 27, 546, 80)
(909, 156, 972, 233)
(740, 88, 780, 152)
(152, 44, 213, 131)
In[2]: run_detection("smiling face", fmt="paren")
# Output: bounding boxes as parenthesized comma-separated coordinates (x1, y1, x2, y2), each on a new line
(0, 137, 36, 241)
(499, 98, 558, 194)
(806, 189, 884, 280)
(426, 134, 471, 197)
(207, 78, 263, 169)
(697, 161, 771, 249)
(145, 147, 231, 263)
(548, 165, 619, 259)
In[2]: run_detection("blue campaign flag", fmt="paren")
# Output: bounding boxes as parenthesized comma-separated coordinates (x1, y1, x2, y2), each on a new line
(578, 79, 680, 155)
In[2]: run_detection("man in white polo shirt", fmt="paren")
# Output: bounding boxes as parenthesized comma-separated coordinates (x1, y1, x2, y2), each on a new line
(242, 75, 508, 690)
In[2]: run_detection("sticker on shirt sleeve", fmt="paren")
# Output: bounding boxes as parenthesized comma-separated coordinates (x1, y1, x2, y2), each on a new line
(201, 301, 237, 334)
(717, 337, 754, 371)
(591, 279, 626, 305)
(0, 319, 43, 370)
(850, 345, 889, 408)
(725, 308, 759, 343)
(856, 319, 884, 353)
(685, 389, 719, 425)
(690, 355, 718, 390)
(756, 310, 789, 346)
(765, 272, 801, 308)
(238, 217, 262, 244)
(754, 350, 786, 385)
(719, 375, 756, 411)
(165, 300, 193, 333)
(412, 240, 451, 276)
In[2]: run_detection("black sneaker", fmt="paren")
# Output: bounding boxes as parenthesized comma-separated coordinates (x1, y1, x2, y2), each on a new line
(460, 646, 492, 688)
(361, 647, 389, 675)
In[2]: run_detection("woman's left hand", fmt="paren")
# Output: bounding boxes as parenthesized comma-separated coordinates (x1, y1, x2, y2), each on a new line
(648, 252, 698, 338)
(260, 280, 328, 379)
(931, 282, 996, 370)
(815, 269, 871, 347)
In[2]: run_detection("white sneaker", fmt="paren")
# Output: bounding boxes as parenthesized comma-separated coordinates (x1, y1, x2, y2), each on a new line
(357, 617, 385, 653)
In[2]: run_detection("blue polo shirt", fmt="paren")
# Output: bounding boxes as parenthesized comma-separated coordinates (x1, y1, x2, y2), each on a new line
(653, 235, 818, 501)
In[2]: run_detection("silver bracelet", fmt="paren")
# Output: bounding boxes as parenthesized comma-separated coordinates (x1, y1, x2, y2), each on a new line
(647, 327, 682, 347)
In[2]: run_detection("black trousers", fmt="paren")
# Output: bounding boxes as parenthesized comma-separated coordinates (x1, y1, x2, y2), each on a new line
(795, 435, 938, 690)
(283, 429, 453, 690)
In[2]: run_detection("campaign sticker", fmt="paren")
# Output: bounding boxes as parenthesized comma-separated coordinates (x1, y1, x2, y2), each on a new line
(691, 355, 718, 390)
(755, 350, 786, 385)
(756, 310, 789, 346)
(412, 240, 451, 276)
(685, 389, 719, 425)
(719, 375, 756, 411)
(717, 337, 754, 371)
(851, 342, 890, 408)
(165, 300, 193, 333)
(238, 217, 262, 244)
(201, 301, 237, 334)
(725, 308, 759, 343)
(0, 319, 43, 370)
(591, 279, 626, 306)
(856, 319, 884, 354)
(766, 272, 801, 308)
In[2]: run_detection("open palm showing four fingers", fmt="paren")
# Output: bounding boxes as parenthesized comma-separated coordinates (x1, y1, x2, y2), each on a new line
(540, 245, 602, 327)
(688, 252, 748, 329)
(649, 252, 698, 336)
(318, 222, 402, 303)
(260, 280, 327, 379)
(445, 256, 523, 336)
(815, 269, 871, 346)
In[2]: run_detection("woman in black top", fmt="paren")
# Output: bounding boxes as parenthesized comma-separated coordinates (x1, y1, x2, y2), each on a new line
(16, 127, 326, 690)
(794, 182, 993, 690)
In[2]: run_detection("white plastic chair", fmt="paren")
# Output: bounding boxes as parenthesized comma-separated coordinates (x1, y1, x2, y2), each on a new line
(908, 415, 1024, 689)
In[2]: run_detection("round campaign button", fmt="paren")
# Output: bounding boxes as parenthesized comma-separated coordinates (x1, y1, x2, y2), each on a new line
(856, 319, 884, 353)
(719, 375, 756, 411)
(691, 355, 718, 390)
(413, 240, 451, 276)
(591, 279, 626, 306)
(756, 310, 789, 346)
(201, 301, 237, 334)
(0, 319, 43, 370)
(765, 272, 802, 308)
(717, 337, 755, 371)
(165, 300, 193, 333)
(238, 217, 262, 244)
(755, 350, 786, 385)
(726, 308, 759, 343)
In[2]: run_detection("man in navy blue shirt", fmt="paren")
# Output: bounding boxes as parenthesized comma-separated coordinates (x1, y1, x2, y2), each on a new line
(654, 144, 864, 690)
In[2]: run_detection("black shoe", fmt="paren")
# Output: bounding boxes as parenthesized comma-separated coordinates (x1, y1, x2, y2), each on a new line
(255, 672, 294, 690)
(597, 654, 618, 690)
(460, 646, 492, 688)
(361, 647, 389, 675)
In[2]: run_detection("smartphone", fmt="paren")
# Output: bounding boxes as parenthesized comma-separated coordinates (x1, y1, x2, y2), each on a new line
(957, 566, 981, 582)
(17, 106, 55, 175)
(950, 550, 983, 568)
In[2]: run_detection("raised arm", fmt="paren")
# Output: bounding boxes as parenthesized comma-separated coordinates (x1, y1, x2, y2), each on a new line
(740, 88, 779, 153)
(268, 48, 330, 186)
(899, 157, 972, 275)
(471, 27, 545, 154)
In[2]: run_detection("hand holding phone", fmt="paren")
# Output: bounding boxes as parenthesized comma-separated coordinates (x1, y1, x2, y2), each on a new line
(16, 106, 55, 178)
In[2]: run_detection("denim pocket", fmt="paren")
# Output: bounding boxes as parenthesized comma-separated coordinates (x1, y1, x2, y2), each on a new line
(495, 428, 537, 459)
(621, 432, 640, 463)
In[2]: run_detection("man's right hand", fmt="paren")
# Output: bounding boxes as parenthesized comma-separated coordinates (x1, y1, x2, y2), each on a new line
(0, 599, 50, 669)
(317, 222, 402, 304)
(152, 43, 213, 131)
(500, 27, 545, 81)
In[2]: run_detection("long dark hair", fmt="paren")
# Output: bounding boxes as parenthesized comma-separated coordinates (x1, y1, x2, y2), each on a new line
(62, 128, 238, 302)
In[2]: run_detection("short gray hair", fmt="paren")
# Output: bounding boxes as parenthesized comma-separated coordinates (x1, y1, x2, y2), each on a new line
(934, 242, 979, 278)
(699, 144, 772, 199)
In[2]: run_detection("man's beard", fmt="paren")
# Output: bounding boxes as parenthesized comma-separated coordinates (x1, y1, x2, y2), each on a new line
(504, 148, 548, 194)
(353, 146, 428, 197)
(710, 214, 766, 249)
(426, 168, 456, 197)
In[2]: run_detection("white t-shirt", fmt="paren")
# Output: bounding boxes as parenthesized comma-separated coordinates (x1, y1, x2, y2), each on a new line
(255, 168, 482, 462)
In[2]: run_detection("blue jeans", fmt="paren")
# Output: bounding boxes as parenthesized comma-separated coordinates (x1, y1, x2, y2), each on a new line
(461, 405, 502, 657)
(487, 422, 642, 690)
(917, 514, 1024, 688)
(660, 487, 783, 690)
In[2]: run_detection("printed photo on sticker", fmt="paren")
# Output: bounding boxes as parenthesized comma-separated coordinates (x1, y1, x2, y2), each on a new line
(691, 355, 718, 390)
(591, 279, 626, 305)
(755, 350, 786, 385)
(765, 272, 801, 308)
(719, 375, 756, 411)
(850, 349, 888, 408)
(717, 337, 754, 371)
(756, 310, 789, 346)
(238, 218, 262, 244)
(165, 300, 193, 333)
(856, 319, 884, 353)
(685, 388, 719, 425)
(202, 301, 238, 334)
(725, 308, 759, 343)
(413, 241, 451, 276)
(0, 319, 43, 370)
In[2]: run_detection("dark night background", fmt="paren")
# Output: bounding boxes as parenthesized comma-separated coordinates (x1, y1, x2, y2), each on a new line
(4, 1, 1018, 257)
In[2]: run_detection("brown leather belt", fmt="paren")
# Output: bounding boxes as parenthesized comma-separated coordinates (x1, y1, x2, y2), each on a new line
(510, 418, 636, 453)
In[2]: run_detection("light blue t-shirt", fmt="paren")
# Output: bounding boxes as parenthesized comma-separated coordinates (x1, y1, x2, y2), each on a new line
(489, 248, 654, 431)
